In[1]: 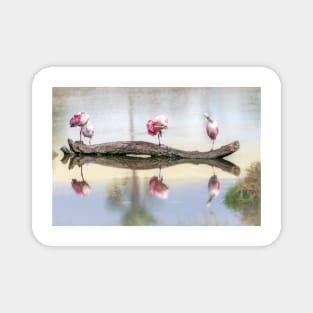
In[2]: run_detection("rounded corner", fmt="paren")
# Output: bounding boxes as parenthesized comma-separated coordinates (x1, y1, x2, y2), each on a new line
(257, 66, 282, 88)
(259, 225, 282, 247)
(31, 225, 54, 247)
(32, 66, 56, 89)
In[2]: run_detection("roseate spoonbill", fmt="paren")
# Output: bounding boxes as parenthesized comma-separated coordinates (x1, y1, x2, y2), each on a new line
(148, 176, 169, 199)
(82, 124, 95, 144)
(146, 115, 168, 146)
(203, 112, 219, 150)
(207, 174, 220, 206)
(71, 179, 91, 196)
(69, 112, 90, 141)
(71, 167, 90, 196)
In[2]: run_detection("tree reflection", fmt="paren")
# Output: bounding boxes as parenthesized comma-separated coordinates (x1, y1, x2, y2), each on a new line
(224, 162, 261, 225)
(121, 170, 156, 226)
(113, 96, 156, 225)
(71, 166, 91, 196)
(106, 180, 126, 210)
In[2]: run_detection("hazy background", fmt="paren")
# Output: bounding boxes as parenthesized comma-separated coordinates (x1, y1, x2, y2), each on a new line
(0, 0, 310, 312)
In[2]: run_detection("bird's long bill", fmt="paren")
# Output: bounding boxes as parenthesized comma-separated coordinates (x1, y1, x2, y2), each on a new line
(203, 112, 213, 122)
(206, 195, 215, 207)
(154, 124, 168, 129)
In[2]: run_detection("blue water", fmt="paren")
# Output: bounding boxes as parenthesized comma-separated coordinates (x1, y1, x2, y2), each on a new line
(53, 174, 241, 226)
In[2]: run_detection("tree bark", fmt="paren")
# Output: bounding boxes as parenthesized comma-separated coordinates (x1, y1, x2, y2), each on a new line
(66, 139, 240, 159)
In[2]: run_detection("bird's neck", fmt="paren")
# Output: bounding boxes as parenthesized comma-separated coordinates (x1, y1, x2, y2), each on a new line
(208, 120, 216, 126)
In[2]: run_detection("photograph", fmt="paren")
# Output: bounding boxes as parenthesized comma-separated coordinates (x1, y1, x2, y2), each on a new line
(52, 86, 261, 226)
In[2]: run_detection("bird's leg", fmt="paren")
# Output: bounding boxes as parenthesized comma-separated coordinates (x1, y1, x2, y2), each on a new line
(159, 130, 163, 146)
(158, 133, 161, 146)
(211, 166, 216, 176)
(158, 166, 162, 179)
(81, 166, 85, 181)
(80, 127, 82, 142)
(211, 140, 215, 151)
(89, 138, 91, 145)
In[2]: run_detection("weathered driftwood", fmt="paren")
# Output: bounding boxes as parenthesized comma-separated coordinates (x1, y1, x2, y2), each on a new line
(62, 154, 241, 176)
(65, 139, 240, 159)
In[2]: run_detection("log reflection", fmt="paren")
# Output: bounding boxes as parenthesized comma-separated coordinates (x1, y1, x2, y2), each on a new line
(62, 154, 240, 176)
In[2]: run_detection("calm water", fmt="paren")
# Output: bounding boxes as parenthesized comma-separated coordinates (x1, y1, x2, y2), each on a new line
(53, 87, 260, 226)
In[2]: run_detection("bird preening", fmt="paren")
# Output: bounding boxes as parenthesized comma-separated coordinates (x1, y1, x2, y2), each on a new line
(69, 111, 220, 150)
(203, 112, 219, 150)
(69, 112, 94, 144)
(146, 115, 169, 146)
(146, 113, 219, 149)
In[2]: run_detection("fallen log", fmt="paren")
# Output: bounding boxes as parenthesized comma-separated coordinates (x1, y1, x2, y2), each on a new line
(63, 154, 241, 176)
(66, 139, 240, 159)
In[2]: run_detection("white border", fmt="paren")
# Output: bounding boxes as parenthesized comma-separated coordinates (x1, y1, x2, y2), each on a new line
(32, 67, 281, 246)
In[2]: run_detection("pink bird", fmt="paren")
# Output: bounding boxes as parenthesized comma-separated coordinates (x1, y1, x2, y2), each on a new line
(71, 166, 91, 196)
(148, 176, 169, 199)
(146, 115, 168, 146)
(71, 179, 91, 196)
(69, 112, 90, 142)
(204, 112, 219, 150)
(207, 174, 220, 206)
(82, 124, 95, 144)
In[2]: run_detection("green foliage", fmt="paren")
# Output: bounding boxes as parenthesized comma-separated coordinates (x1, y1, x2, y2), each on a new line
(122, 208, 156, 226)
(225, 162, 261, 225)
(107, 183, 124, 210)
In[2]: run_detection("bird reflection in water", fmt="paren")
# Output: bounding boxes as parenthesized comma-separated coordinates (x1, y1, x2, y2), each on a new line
(148, 168, 169, 199)
(207, 167, 220, 206)
(71, 166, 91, 196)
(206, 167, 221, 225)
